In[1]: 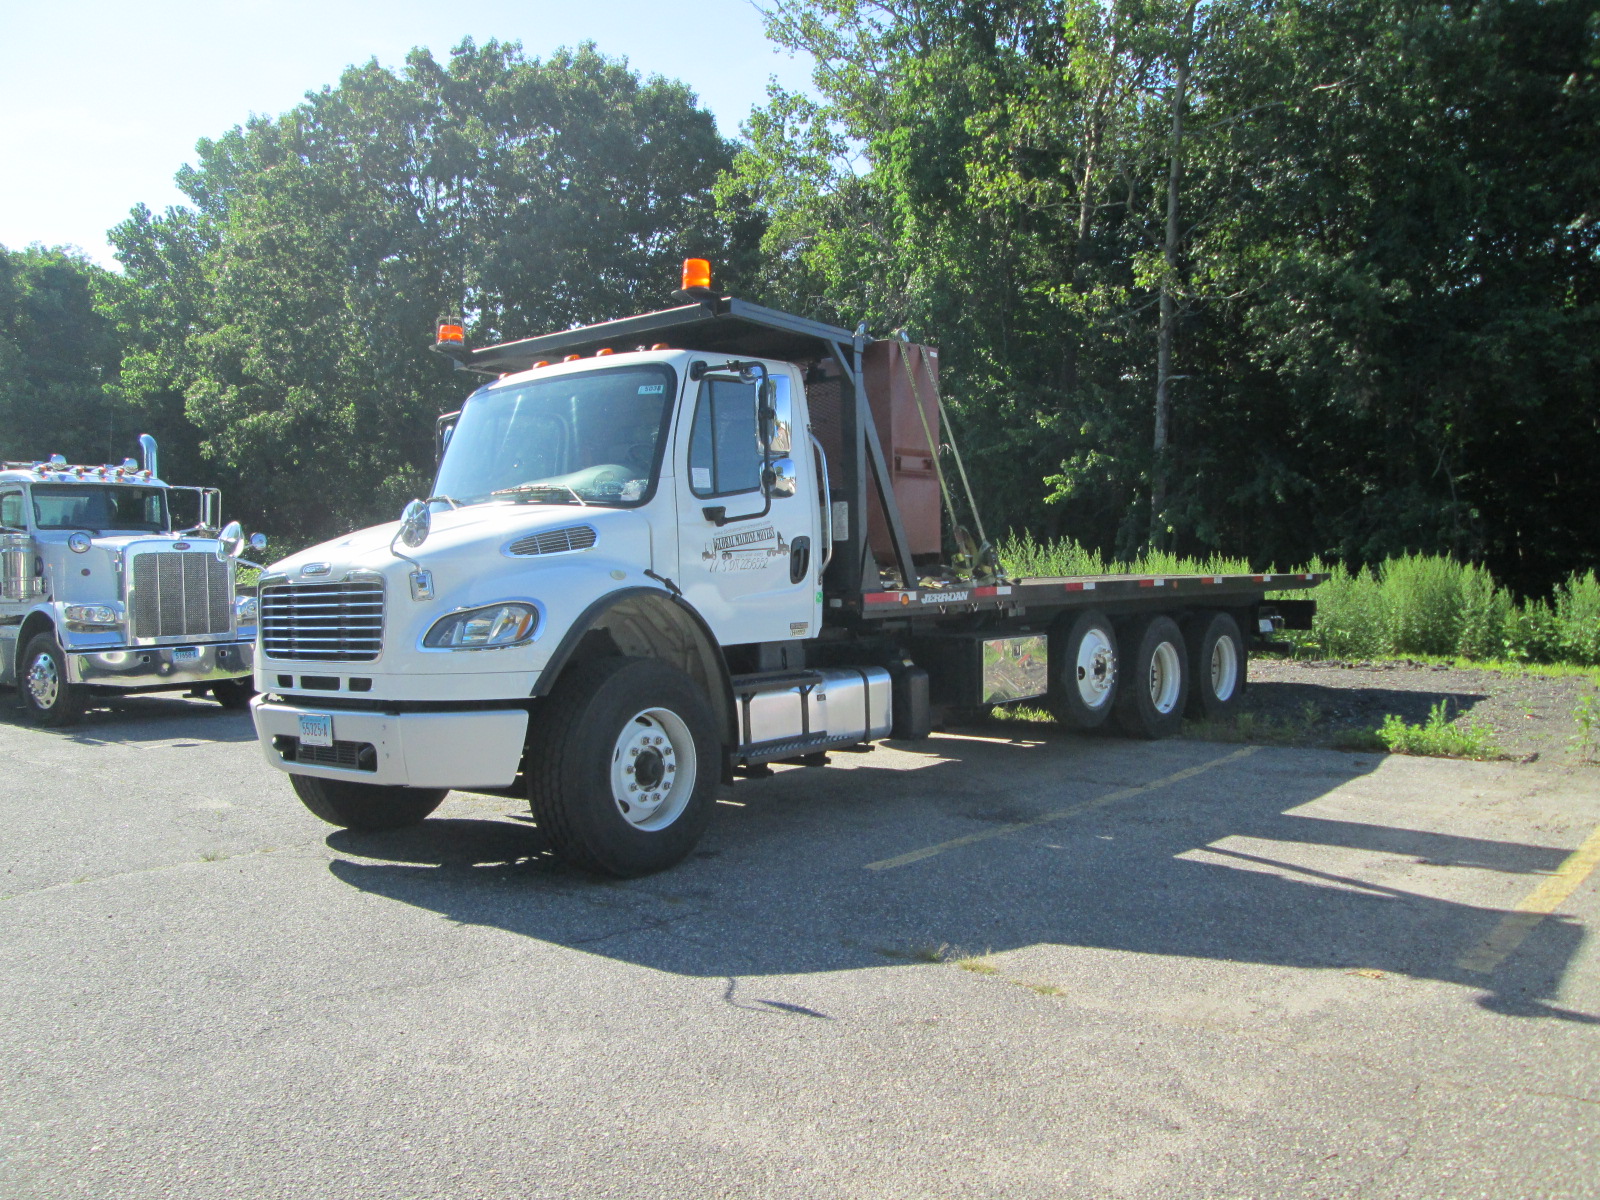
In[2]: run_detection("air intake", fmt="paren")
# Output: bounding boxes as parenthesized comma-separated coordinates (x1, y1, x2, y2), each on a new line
(507, 525, 597, 556)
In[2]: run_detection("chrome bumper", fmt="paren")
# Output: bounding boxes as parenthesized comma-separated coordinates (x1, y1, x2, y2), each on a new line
(67, 641, 255, 687)
(250, 697, 528, 789)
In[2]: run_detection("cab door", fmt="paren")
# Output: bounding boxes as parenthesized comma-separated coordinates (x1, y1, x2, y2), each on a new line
(674, 367, 820, 646)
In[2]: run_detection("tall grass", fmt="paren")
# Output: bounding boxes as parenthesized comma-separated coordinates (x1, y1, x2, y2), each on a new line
(997, 533, 1600, 666)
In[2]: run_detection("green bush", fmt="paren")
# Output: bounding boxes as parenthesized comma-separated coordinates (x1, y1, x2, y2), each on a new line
(1553, 571, 1600, 665)
(998, 532, 1597, 667)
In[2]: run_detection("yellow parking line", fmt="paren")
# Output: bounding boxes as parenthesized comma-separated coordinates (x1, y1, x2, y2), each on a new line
(865, 745, 1262, 871)
(1456, 821, 1600, 975)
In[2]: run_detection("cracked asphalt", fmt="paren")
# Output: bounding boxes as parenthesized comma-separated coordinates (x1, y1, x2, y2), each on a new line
(2, 693, 1597, 1198)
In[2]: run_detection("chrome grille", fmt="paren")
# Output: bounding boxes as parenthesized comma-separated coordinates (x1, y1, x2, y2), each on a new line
(259, 580, 384, 662)
(130, 552, 232, 639)
(508, 525, 597, 556)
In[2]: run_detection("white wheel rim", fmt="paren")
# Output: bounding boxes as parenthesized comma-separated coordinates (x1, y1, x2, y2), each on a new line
(26, 652, 60, 709)
(609, 707, 697, 832)
(1148, 641, 1182, 714)
(1074, 626, 1117, 709)
(1209, 636, 1239, 701)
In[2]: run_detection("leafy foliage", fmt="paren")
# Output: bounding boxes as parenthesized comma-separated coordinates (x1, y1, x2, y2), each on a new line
(108, 40, 746, 543)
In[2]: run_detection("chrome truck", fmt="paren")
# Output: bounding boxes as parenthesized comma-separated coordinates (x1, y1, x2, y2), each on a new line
(1, 437, 264, 724)
(250, 261, 1322, 876)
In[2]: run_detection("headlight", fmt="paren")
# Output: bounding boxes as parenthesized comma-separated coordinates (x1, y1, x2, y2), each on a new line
(423, 603, 541, 649)
(235, 596, 259, 624)
(65, 604, 119, 626)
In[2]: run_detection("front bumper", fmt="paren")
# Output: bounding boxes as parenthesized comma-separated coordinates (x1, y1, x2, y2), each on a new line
(250, 697, 529, 789)
(67, 641, 255, 688)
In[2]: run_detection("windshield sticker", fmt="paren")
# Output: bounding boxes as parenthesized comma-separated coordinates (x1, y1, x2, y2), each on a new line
(638, 384, 665, 394)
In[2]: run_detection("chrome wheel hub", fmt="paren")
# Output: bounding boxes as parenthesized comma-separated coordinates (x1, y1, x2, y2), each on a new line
(26, 652, 60, 710)
(609, 707, 697, 832)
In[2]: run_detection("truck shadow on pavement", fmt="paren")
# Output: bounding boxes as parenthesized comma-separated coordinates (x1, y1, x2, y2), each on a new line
(0, 692, 259, 744)
(325, 732, 1596, 1026)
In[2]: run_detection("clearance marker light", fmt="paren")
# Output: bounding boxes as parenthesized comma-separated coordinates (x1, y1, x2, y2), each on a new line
(681, 258, 711, 291)
(650, 343, 670, 350)
(532, 361, 550, 369)
(595, 348, 614, 356)
(563, 354, 581, 362)
(436, 323, 465, 344)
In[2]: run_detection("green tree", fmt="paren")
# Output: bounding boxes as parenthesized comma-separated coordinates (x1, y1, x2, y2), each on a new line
(0, 245, 130, 465)
(111, 39, 746, 544)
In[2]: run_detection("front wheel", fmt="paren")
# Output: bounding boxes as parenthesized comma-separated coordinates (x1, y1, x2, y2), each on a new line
(211, 677, 255, 710)
(1112, 615, 1190, 740)
(290, 775, 448, 831)
(19, 633, 82, 726)
(527, 656, 719, 878)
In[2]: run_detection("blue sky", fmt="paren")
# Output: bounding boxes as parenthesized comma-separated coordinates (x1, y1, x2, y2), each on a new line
(0, 0, 815, 267)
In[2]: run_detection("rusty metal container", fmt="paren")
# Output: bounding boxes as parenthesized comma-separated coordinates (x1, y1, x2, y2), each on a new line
(862, 340, 942, 561)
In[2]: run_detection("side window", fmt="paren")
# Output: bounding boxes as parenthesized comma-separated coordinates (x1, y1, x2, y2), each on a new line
(0, 490, 25, 529)
(688, 379, 762, 498)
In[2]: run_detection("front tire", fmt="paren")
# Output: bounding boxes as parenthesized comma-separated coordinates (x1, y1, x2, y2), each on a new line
(19, 633, 81, 726)
(290, 775, 447, 831)
(211, 677, 255, 710)
(1112, 616, 1190, 739)
(527, 656, 719, 878)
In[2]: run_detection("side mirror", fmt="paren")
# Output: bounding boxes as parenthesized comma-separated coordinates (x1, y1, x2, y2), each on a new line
(216, 520, 245, 560)
(760, 378, 792, 455)
(397, 499, 430, 549)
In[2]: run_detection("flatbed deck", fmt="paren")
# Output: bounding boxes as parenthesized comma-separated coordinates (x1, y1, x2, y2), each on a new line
(838, 571, 1326, 619)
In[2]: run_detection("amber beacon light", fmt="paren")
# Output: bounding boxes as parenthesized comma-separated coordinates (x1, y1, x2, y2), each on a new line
(436, 323, 465, 344)
(681, 258, 712, 291)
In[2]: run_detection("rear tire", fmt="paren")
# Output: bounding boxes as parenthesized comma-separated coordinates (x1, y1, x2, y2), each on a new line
(1050, 610, 1119, 729)
(290, 775, 447, 831)
(1184, 612, 1247, 720)
(1112, 616, 1189, 739)
(20, 633, 81, 727)
(526, 656, 719, 878)
(211, 677, 255, 710)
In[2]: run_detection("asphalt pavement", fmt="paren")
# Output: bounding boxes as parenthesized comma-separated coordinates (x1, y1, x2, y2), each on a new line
(2, 692, 1597, 1198)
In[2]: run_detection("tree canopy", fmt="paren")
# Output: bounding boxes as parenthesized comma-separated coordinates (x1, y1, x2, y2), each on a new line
(109, 39, 746, 542)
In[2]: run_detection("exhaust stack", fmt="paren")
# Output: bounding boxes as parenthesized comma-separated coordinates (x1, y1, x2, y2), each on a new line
(138, 434, 158, 479)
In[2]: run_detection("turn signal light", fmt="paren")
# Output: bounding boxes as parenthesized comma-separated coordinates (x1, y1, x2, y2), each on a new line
(682, 258, 711, 291)
(436, 323, 465, 344)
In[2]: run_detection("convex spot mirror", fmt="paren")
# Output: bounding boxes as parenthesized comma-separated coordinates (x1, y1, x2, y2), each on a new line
(398, 499, 431, 549)
(763, 457, 798, 499)
(216, 521, 245, 560)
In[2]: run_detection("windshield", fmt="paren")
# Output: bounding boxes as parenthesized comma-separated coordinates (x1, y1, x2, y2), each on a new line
(31, 485, 168, 533)
(434, 364, 677, 508)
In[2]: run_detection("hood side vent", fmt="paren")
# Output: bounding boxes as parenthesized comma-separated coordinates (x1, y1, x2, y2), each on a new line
(507, 524, 598, 557)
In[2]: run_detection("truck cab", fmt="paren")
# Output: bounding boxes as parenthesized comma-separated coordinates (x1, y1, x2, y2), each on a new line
(0, 439, 260, 724)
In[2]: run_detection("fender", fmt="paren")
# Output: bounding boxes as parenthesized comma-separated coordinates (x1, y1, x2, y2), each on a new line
(533, 586, 736, 744)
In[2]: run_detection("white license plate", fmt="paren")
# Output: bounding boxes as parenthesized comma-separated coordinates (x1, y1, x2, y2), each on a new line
(172, 646, 201, 663)
(298, 713, 334, 747)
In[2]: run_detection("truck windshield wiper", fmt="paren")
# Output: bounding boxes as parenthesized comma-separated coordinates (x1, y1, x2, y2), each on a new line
(491, 482, 589, 507)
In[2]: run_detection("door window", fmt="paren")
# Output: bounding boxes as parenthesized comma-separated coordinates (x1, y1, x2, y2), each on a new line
(687, 380, 763, 498)
(0, 490, 24, 530)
